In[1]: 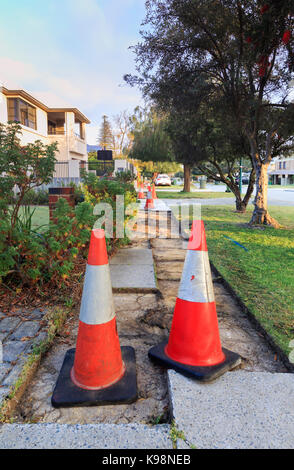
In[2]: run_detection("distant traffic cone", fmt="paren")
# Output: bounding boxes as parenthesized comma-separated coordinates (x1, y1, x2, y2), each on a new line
(152, 183, 158, 200)
(52, 229, 138, 407)
(145, 186, 154, 209)
(138, 182, 145, 199)
(148, 220, 241, 382)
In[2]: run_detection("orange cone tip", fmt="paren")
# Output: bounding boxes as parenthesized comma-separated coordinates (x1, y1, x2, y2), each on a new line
(87, 229, 109, 266)
(145, 190, 154, 209)
(187, 220, 208, 251)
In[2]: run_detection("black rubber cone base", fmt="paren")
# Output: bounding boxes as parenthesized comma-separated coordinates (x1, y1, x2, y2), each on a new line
(51, 346, 137, 408)
(148, 342, 241, 383)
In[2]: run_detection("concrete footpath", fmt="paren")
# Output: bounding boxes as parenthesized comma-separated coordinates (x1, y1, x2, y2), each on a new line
(110, 246, 157, 292)
(0, 423, 172, 449)
(168, 370, 294, 449)
(0, 207, 293, 449)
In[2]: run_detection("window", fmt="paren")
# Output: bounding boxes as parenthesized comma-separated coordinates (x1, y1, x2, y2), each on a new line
(74, 121, 84, 140)
(283, 162, 286, 169)
(48, 120, 57, 135)
(7, 98, 37, 130)
(279, 162, 282, 169)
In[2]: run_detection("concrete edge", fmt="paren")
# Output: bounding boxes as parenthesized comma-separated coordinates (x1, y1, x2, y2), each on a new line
(0, 423, 174, 449)
(113, 287, 160, 294)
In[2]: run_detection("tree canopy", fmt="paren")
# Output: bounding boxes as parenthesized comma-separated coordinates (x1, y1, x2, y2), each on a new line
(126, 0, 294, 226)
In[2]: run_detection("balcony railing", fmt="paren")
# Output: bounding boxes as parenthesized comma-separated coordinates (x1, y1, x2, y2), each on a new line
(74, 132, 85, 140)
(48, 129, 66, 136)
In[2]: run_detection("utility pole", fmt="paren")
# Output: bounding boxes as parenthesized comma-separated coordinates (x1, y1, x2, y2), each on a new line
(239, 157, 243, 195)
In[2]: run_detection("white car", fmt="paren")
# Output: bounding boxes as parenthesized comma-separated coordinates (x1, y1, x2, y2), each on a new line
(155, 174, 172, 186)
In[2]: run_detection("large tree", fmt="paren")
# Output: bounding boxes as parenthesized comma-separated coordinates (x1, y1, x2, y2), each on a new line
(112, 110, 133, 159)
(126, 0, 294, 227)
(97, 115, 114, 150)
(165, 100, 256, 212)
(129, 107, 175, 158)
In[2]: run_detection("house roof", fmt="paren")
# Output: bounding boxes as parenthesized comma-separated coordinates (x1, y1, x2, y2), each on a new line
(2, 87, 91, 124)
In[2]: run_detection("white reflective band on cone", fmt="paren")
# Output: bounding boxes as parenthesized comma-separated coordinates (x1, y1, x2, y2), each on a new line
(178, 250, 215, 303)
(79, 264, 115, 326)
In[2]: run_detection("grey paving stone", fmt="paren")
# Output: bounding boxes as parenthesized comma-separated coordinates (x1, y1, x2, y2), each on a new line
(0, 364, 11, 383)
(3, 341, 27, 363)
(168, 370, 294, 449)
(32, 331, 48, 346)
(27, 309, 48, 320)
(0, 387, 10, 404)
(10, 321, 40, 340)
(0, 424, 173, 449)
(0, 317, 21, 334)
(2, 360, 25, 387)
(0, 332, 8, 342)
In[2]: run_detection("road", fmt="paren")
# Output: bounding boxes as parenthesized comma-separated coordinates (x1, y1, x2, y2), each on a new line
(158, 184, 294, 207)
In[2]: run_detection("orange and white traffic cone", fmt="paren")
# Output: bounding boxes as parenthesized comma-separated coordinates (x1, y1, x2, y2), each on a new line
(138, 182, 145, 200)
(148, 220, 241, 382)
(144, 186, 154, 210)
(152, 183, 158, 200)
(52, 229, 138, 407)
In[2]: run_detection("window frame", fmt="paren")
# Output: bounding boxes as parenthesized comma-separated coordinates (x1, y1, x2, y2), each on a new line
(7, 97, 37, 130)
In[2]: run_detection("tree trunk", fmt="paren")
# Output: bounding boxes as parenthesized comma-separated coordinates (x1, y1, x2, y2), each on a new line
(250, 162, 280, 228)
(235, 197, 247, 212)
(183, 164, 191, 192)
(229, 185, 248, 213)
(232, 168, 255, 213)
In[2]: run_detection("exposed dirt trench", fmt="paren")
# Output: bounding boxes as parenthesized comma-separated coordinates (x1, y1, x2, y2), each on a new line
(14, 211, 286, 425)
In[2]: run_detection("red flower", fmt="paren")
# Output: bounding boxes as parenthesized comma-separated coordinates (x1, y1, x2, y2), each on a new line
(258, 55, 269, 66)
(260, 4, 269, 14)
(246, 37, 252, 43)
(282, 30, 291, 45)
(259, 66, 266, 77)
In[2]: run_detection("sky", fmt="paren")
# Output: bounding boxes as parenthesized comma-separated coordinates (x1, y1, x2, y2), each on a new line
(0, 0, 146, 143)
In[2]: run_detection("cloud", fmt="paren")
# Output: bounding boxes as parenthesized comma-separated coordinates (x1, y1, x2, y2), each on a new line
(0, 0, 146, 144)
(0, 57, 39, 89)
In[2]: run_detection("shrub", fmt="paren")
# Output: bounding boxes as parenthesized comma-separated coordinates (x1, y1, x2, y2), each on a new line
(114, 170, 136, 184)
(21, 189, 49, 206)
(69, 182, 85, 204)
(0, 123, 96, 288)
(0, 198, 95, 287)
(81, 172, 137, 245)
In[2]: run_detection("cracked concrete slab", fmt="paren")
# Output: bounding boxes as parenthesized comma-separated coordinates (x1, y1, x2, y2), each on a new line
(168, 370, 294, 449)
(0, 423, 173, 449)
(110, 248, 157, 291)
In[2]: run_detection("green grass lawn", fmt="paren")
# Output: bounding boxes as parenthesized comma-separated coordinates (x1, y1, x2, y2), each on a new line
(172, 205, 294, 356)
(157, 185, 184, 190)
(269, 185, 294, 189)
(157, 191, 234, 199)
(19, 205, 49, 230)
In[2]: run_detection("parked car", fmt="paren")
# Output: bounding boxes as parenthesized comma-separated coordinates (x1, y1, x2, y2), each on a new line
(235, 174, 250, 185)
(172, 177, 184, 186)
(155, 174, 172, 186)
